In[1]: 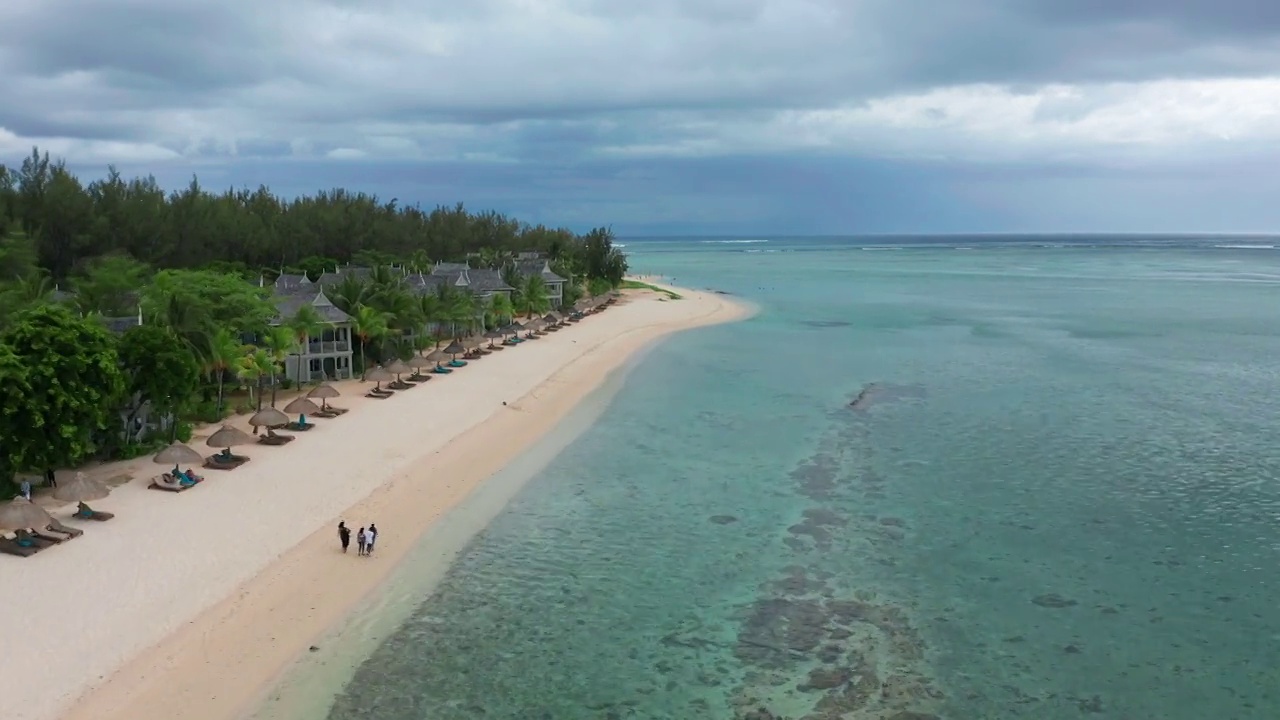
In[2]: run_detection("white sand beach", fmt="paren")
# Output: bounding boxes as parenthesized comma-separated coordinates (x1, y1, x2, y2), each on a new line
(0, 283, 746, 720)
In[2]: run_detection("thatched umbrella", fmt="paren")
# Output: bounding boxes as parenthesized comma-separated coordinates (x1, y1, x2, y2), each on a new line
(365, 366, 394, 391)
(443, 340, 465, 358)
(153, 441, 204, 472)
(283, 396, 321, 416)
(543, 312, 560, 326)
(504, 322, 523, 340)
(249, 407, 289, 428)
(483, 328, 504, 347)
(52, 472, 109, 504)
(307, 383, 341, 411)
(407, 355, 434, 371)
(207, 425, 254, 450)
(384, 359, 411, 383)
(525, 318, 545, 336)
(0, 498, 54, 532)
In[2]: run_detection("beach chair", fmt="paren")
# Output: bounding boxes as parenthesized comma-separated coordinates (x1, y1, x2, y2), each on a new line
(45, 519, 83, 538)
(13, 529, 57, 549)
(149, 474, 192, 492)
(73, 503, 114, 521)
(285, 420, 316, 431)
(204, 454, 246, 470)
(0, 537, 40, 557)
(258, 432, 295, 446)
(31, 526, 73, 543)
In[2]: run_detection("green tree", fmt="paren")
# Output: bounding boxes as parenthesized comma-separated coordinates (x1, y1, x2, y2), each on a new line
(118, 324, 201, 440)
(72, 252, 151, 316)
(204, 327, 243, 416)
(142, 269, 275, 335)
(261, 326, 297, 406)
(0, 304, 125, 473)
(350, 305, 388, 378)
(286, 305, 325, 386)
(235, 347, 275, 413)
(514, 274, 550, 319)
(488, 293, 514, 329)
(587, 277, 612, 299)
(581, 227, 627, 286)
(0, 343, 35, 487)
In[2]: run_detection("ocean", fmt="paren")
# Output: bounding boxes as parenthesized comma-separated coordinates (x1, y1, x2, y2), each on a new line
(266, 236, 1280, 719)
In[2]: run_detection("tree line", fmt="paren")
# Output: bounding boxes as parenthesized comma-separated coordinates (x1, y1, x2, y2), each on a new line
(0, 148, 629, 491)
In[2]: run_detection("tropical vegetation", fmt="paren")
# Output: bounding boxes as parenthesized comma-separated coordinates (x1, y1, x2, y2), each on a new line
(0, 148, 628, 490)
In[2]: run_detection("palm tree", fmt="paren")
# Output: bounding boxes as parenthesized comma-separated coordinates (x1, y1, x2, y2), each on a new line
(328, 274, 368, 316)
(287, 305, 324, 386)
(351, 305, 388, 378)
(515, 275, 550, 319)
(488, 293, 514, 329)
(205, 327, 243, 416)
(443, 289, 476, 340)
(262, 326, 297, 407)
(235, 347, 275, 415)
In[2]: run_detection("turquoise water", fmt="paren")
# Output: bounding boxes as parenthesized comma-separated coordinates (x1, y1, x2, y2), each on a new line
(324, 237, 1280, 719)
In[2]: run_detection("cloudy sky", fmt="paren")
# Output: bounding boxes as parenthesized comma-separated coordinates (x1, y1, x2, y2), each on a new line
(2, 0, 1279, 235)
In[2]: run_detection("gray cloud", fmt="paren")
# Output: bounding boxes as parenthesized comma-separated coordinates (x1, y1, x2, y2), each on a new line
(2, 0, 1279, 232)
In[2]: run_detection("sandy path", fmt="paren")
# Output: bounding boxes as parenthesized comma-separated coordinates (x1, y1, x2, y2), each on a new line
(0, 284, 745, 720)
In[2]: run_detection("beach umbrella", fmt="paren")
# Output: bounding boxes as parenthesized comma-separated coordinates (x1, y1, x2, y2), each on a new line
(0, 498, 54, 532)
(483, 329, 504, 347)
(153, 441, 204, 470)
(462, 336, 481, 349)
(384, 359, 411, 379)
(542, 312, 559, 325)
(365, 366, 393, 384)
(504, 322, 523, 338)
(443, 341, 465, 357)
(307, 383, 341, 411)
(206, 425, 255, 449)
(407, 355, 433, 371)
(249, 407, 289, 428)
(52, 472, 109, 504)
(283, 396, 321, 416)
(426, 348, 449, 364)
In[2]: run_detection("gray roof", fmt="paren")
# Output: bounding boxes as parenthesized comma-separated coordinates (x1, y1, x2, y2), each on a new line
(271, 290, 352, 325)
(406, 269, 513, 296)
(515, 259, 567, 284)
(272, 273, 314, 294)
(316, 266, 373, 287)
(431, 262, 470, 274)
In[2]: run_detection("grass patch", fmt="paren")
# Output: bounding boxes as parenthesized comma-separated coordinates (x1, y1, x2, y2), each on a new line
(620, 279, 682, 300)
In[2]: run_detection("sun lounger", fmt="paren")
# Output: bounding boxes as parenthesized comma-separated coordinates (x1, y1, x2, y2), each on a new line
(285, 421, 316, 431)
(405, 374, 431, 382)
(313, 410, 339, 418)
(447, 359, 467, 367)
(388, 381, 414, 390)
(204, 454, 247, 470)
(31, 527, 70, 543)
(432, 366, 452, 374)
(258, 433, 294, 446)
(73, 504, 114, 521)
(45, 520, 83, 538)
(150, 475, 193, 492)
(0, 538, 39, 557)
(13, 529, 56, 549)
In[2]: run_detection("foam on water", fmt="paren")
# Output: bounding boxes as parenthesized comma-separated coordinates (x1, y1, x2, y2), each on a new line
(272, 238, 1280, 720)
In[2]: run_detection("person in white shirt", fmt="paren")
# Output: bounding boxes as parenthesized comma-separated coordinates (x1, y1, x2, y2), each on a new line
(367, 524, 378, 554)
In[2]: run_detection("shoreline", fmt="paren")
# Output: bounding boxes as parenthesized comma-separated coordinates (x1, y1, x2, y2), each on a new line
(37, 282, 748, 720)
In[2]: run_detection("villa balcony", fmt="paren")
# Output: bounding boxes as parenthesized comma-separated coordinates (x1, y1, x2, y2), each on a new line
(306, 340, 352, 354)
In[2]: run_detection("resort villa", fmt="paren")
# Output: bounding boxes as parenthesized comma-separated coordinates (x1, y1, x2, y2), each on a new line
(267, 273, 356, 383)
(263, 253, 567, 380)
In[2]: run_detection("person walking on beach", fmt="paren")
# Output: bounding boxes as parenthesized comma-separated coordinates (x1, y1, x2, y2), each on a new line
(367, 524, 378, 555)
(338, 522, 351, 553)
(45, 468, 57, 488)
(18, 479, 31, 500)
(356, 526, 367, 556)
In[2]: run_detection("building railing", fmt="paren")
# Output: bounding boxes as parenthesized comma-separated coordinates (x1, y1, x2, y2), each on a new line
(306, 340, 352, 353)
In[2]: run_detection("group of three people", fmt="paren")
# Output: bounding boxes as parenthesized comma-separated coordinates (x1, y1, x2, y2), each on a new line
(337, 521, 378, 556)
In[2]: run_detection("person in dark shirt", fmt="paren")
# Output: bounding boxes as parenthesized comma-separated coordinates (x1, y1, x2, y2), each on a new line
(356, 526, 367, 556)
(338, 522, 351, 553)
(45, 469, 57, 487)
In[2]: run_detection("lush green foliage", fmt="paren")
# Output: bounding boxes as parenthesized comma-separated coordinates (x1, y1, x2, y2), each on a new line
(0, 146, 632, 479)
(0, 304, 125, 481)
(0, 148, 626, 282)
(119, 324, 202, 423)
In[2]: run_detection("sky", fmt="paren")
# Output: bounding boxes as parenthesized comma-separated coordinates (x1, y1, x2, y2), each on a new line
(2, 0, 1280, 235)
